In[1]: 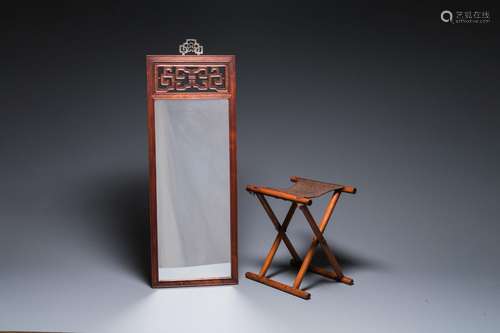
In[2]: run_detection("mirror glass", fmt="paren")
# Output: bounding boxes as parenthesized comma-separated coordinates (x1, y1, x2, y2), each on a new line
(154, 99, 231, 281)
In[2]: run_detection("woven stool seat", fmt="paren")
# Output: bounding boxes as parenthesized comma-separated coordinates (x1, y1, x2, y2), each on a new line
(247, 176, 356, 205)
(276, 176, 355, 198)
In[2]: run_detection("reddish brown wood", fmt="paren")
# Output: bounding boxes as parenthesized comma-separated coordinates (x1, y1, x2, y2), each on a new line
(247, 185, 312, 205)
(293, 192, 341, 289)
(257, 201, 299, 276)
(155, 64, 228, 93)
(290, 259, 353, 285)
(246, 177, 356, 299)
(152, 92, 232, 100)
(255, 195, 301, 264)
(300, 205, 344, 276)
(245, 272, 310, 300)
(147, 55, 237, 288)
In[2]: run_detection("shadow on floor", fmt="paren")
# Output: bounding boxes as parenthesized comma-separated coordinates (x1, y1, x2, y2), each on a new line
(81, 171, 150, 285)
(301, 248, 386, 290)
(80, 171, 386, 291)
(242, 237, 389, 291)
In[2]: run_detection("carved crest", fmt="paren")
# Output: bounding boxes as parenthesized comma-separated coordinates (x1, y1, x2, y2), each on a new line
(179, 39, 204, 55)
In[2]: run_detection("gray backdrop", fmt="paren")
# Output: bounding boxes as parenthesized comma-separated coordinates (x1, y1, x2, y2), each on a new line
(0, 1, 499, 332)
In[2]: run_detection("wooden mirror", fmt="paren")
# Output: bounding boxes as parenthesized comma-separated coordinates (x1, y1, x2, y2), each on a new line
(146, 53, 237, 287)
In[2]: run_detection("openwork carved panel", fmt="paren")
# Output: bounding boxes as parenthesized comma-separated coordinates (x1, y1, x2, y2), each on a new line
(155, 65, 227, 93)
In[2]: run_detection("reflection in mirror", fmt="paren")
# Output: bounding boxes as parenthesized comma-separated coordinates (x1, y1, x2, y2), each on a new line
(154, 99, 230, 281)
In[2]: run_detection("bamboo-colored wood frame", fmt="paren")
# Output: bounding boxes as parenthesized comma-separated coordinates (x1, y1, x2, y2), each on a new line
(246, 178, 355, 299)
(146, 55, 238, 288)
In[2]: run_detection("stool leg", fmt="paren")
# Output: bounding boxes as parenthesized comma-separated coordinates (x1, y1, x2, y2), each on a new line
(301, 205, 343, 276)
(255, 194, 302, 265)
(246, 195, 311, 299)
(292, 192, 340, 288)
(301, 205, 353, 285)
(258, 202, 297, 277)
(290, 258, 340, 280)
(293, 192, 354, 288)
(292, 239, 318, 289)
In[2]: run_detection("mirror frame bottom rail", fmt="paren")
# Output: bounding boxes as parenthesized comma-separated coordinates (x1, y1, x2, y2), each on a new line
(152, 277, 237, 288)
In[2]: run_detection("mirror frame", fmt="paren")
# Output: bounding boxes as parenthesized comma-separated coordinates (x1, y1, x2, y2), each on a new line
(146, 55, 237, 287)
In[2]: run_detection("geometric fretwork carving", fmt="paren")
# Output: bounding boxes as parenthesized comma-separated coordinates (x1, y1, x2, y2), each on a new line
(156, 65, 227, 93)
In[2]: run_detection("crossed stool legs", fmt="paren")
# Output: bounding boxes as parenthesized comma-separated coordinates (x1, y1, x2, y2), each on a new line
(245, 177, 356, 300)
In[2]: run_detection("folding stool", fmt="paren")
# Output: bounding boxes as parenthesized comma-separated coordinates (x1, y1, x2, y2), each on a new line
(245, 176, 357, 299)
